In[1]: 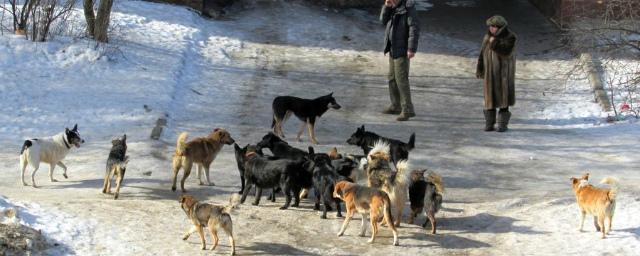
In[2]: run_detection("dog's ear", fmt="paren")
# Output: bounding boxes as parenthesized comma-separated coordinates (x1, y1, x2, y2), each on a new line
(122, 134, 126, 142)
(72, 124, 78, 132)
(213, 128, 221, 132)
(179, 195, 186, 203)
(582, 173, 590, 180)
(570, 177, 578, 185)
(308, 146, 315, 155)
(234, 143, 241, 151)
(328, 92, 333, 97)
(359, 125, 365, 132)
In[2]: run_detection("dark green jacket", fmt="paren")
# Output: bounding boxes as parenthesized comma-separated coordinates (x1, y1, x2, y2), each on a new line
(380, 0, 420, 58)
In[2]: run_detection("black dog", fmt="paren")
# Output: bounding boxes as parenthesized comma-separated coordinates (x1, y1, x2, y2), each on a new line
(257, 132, 309, 161)
(238, 150, 311, 209)
(307, 147, 342, 219)
(331, 156, 361, 182)
(409, 170, 444, 234)
(346, 125, 415, 164)
(233, 143, 266, 194)
(271, 93, 341, 144)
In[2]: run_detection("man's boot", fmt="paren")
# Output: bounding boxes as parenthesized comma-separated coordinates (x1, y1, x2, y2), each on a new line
(382, 105, 401, 115)
(396, 111, 416, 121)
(497, 109, 511, 132)
(483, 109, 496, 131)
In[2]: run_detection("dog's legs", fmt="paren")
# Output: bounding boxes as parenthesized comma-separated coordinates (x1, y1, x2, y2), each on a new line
(292, 187, 301, 207)
(171, 156, 182, 191)
(20, 155, 29, 186)
(337, 210, 354, 237)
(196, 225, 206, 250)
(197, 164, 203, 185)
(428, 212, 437, 234)
(102, 168, 111, 194)
(593, 216, 601, 232)
(597, 215, 606, 239)
(182, 225, 198, 240)
(578, 210, 586, 231)
(314, 189, 321, 211)
(280, 184, 292, 210)
(394, 204, 403, 227)
(607, 215, 613, 235)
(296, 121, 307, 142)
(48, 163, 58, 182)
(226, 228, 235, 256)
(335, 199, 343, 218)
(368, 212, 379, 244)
(203, 163, 214, 186)
(57, 162, 68, 179)
(359, 213, 367, 237)
(307, 119, 319, 145)
(30, 165, 41, 188)
(181, 159, 193, 193)
(240, 183, 253, 204)
(252, 187, 263, 206)
(207, 226, 219, 251)
(408, 209, 416, 224)
(114, 168, 124, 200)
(106, 169, 114, 194)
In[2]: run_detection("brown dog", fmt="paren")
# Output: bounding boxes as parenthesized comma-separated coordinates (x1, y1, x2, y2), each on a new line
(179, 194, 238, 255)
(172, 128, 235, 192)
(570, 173, 618, 239)
(333, 180, 398, 246)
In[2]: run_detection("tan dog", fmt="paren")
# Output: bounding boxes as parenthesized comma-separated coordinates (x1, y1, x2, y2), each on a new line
(179, 194, 238, 255)
(333, 181, 398, 246)
(172, 128, 235, 192)
(570, 173, 618, 239)
(365, 141, 411, 227)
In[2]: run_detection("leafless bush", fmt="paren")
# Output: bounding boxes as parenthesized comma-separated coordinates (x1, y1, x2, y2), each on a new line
(1, 0, 76, 41)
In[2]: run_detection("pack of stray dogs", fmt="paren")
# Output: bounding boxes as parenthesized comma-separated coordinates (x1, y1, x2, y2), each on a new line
(17, 93, 619, 254)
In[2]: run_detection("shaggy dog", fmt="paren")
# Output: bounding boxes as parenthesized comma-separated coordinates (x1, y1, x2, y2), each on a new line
(346, 125, 414, 164)
(271, 93, 341, 144)
(334, 181, 398, 246)
(102, 134, 129, 200)
(571, 173, 618, 239)
(20, 124, 85, 188)
(307, 148, 342, 219)
(365, 141, 411, 227)
(172, 128, 235, 192)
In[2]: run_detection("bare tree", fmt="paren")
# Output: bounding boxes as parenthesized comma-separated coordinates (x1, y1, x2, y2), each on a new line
(564, 0, 640, 119)
(83, 0, 114, 43)
(1, 0, 75, 41)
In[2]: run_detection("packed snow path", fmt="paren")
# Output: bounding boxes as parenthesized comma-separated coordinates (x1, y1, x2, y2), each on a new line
(0, 0, 638, 255)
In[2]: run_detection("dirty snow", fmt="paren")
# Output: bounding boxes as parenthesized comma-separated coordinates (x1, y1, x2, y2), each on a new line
(0, 0, 638, 255)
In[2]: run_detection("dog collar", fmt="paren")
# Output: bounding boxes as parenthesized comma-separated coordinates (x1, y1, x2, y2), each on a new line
(62, 135, 71, 149)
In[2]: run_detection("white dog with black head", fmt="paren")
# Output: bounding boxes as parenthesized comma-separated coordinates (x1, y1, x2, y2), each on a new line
(19, 124, 85, 188)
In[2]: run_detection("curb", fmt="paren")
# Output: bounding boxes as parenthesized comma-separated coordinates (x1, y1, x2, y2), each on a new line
(580, 53, 612, 112)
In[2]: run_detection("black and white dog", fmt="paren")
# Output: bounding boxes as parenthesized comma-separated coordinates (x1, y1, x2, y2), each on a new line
(346, 125, 415, 165)
(271, 93, 341, 144)
(19, 124, 85, 188)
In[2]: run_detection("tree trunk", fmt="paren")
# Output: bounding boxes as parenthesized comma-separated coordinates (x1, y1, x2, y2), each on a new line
(83, 0, 96, 38)
(83, 0, 113, 43)
(94, 0, 114, 43)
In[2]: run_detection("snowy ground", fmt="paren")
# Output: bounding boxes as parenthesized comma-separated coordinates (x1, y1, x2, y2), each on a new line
(0, 0, 639, 255)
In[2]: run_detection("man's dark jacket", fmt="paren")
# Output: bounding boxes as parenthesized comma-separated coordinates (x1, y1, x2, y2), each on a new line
(380, 0, 420, 58)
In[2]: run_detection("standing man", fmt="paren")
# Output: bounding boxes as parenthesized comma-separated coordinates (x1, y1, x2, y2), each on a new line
(380, 0, 420, 121)
(476, 15, 517, 132)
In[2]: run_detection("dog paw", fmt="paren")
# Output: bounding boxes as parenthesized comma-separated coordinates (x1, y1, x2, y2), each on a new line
(367, 239, 374, 244)
(171, 187, 177, 191)
(359, 233, 365, 237)
(393, 241, 399, 246)
(51, 179, 58, 182)
(321, 215, 327, 219)
(22, 182, 28, 186)
(63, 174, 68, 179)
(182, 236, 189, 240)
(337, 232, 344, 237)
(337, 214, 343, 218)
(279, 206, 288, 210)
(252, 202, 259, 206)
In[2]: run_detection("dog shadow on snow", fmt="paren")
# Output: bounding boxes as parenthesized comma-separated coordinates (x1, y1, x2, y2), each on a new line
(404, 213, 547, 249)
(46, 178, 233, 201)
(239, 242, 319, 256)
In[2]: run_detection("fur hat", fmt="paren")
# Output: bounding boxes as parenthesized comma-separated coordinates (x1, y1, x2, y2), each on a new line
(486, 15, 508, 27)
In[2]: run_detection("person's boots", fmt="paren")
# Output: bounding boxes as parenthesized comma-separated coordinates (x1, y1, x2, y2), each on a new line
(497, 109, 511, 132)
(382, 105, 401, 115)
(483, 109, 496, 131)
(396, 111, 415, 121)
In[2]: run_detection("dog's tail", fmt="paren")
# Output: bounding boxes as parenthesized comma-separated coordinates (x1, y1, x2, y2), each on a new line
(367, 140, 391, 161)
(175, 132, 188, 156)
(224, 193, 241, 214)
(20, 140, 33, 155)
(600, 177, 619, 201)
(405, 133, 416, 151)
(427, 171, 445, 195)
(394, 160, 412, 188)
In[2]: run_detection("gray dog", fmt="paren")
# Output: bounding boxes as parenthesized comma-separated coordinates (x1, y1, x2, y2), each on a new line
(102, 134, 129, 200)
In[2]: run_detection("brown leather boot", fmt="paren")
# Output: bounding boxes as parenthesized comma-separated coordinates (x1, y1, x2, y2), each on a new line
(396, 112, 415, 121)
